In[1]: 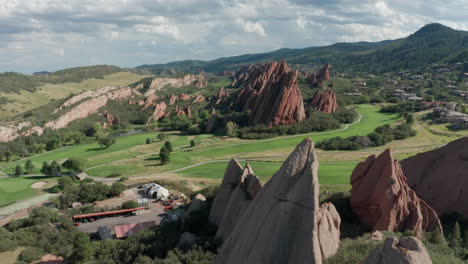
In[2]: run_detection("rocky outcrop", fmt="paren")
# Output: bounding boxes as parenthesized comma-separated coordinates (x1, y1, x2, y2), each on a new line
(143, 94, 159, 109)
(363, 237, 432, 264)
(401, 137, 468, 218)
(195, 77, 207, 88)
(176, 105, 192, 119)
(215, 138, 340, 264)
(147, 102, 167, 123)
(213, 87, 226, 105)
(209, 159, 244, 226)
(215, 164, 262, 241)
(205, 109, 217, 133)
(233, 60, 306, 126)
(144, 74, 205, 96)
(310, 64, 332, 88)
(103, 111, 120, 129)
(317, 203, 341, 259)
(179, 93, 191, 101)
(0, 122, 31, 142)
(311, 89, 338, 113)
(169, 95, 178, 105)
(53, 86, 120, 113)
(192, 94, 205, 104)
(350, 149, 442, 238)
(45, 87, 131, 130)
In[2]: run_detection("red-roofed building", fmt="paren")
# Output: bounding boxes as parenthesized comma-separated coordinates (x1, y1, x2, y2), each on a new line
(114, 221, 156, 238)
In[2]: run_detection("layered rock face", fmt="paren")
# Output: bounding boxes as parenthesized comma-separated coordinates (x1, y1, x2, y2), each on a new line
(53, 86, 120, 113)
(233, 60, 306, 126)
(45, 87, 131, 130)
(215, 138, 340, 264)
(350, 149, 442, 237)
(212, 87, 226, 106)
(214, 163, 262, 241)
(179, 93, 191, 101)
(192, 94, 205, 104)
(311, 89, 338, 113)
(401, 137, 468, 218)
(144, 74, 205, 96)
(169, 95, 178, 105)
(363, 237, 432, 264)
(147, 102, 167, 123)
(143, 94, 159, 109)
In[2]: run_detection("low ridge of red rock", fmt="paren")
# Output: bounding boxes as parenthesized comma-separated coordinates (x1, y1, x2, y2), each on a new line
(176, 104, 192, 119)
(401, 137, 468, 218)
(311, 89, 338, 113)
(233, 59, 306, 126)
(350, 149, 442, 238)
(192, 94, 205, 104)
(310, 64, 332, 88)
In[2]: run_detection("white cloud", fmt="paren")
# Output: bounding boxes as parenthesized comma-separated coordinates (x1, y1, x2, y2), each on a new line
(0, 0, 466, 73)
(238, 20, 266, 36)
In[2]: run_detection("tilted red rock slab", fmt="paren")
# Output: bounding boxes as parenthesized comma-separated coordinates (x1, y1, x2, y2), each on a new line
(350, 149, 442, 237)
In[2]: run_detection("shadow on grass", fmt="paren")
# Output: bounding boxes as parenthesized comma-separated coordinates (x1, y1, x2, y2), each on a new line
(144, 156, 160, 161)
(24, 175, 54, 180)
(145, 163, 164, 167)
(86, 147, 106, 152)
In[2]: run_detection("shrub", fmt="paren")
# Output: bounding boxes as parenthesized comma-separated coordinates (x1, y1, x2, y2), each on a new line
(119, 176, 129, 182)
(17, 248, 45, 264)
(109, 182, 126, 197)
(122, 200, 139, 209)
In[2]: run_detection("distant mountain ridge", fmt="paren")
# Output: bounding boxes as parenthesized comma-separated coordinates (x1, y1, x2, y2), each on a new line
(137, 23, 467, 73)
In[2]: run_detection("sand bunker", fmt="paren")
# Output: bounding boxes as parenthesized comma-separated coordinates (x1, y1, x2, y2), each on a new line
(31, 181, 48, 189)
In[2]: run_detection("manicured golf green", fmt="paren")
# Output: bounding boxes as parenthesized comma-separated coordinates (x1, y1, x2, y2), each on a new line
(0, 176, 56, 207)
(177, 160, 358, 184)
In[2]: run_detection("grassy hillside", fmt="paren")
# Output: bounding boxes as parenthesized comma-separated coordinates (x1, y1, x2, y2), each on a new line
(0, 71, 145, 120)
(137, 23, 467, 73)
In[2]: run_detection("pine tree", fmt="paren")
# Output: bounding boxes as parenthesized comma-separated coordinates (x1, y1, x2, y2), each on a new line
(15, 164, 23, 177)
(41, 161, 50, 176)
(463, 228, 468, 248)
(146, 138, 151, 144)
(164, 141, 173, 152)
(25, 160, 35, 172)
(430, 227, 445, 244)
(159, 146, 170, 165)
(190, 140, 197, 147)
(453, 221, 461, 240)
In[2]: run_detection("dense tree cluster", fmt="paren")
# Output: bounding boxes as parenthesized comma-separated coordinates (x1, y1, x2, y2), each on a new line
(317, 123, 416, 150)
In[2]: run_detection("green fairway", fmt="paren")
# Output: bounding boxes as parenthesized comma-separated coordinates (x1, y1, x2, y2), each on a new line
(0, 176, 56, 207)
(1, 105, 396, 180)
(177, 160, 358, 184)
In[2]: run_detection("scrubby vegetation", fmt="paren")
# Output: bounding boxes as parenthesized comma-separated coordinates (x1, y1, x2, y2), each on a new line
(316, 123, 416, 150)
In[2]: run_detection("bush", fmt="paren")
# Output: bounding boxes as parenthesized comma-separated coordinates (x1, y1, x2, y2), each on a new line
(122, 200, 139, 209)
(109, 182, 126, 197)
(119, 177, 129, 182)
(62, 157, 87, 173)
(97, 136, 116, 148)
(17, 248, 45, 264)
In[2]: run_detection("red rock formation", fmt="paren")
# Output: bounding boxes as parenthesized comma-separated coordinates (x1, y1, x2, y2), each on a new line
(350, 149, 442, 238)
(176, 104, 192, 119)
(213, 87, 226, 106)
(103, 111, 121, 129)
(311, 89, 338, 113)
(147, 102, 167, 123)
(143, 94, 159, 109)
(311, 64, 332, 88)
(192, 94, 205, 104)
(233, 60, 306, 126)
(195, 78, 207, 88)
(169, 95, 178, 105)
(179, 93, 191, 101)
(401, 137, 468, 218)
(215, 139, 340, 264)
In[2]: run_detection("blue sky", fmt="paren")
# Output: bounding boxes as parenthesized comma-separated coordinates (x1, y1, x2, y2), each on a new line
(1, 0, 467, 73)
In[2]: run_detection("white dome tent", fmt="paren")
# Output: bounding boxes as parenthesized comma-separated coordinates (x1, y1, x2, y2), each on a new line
(143, 183, 169, 200)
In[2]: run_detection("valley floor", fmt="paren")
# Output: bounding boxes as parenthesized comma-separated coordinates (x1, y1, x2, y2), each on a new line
(0, 104, 466, 209)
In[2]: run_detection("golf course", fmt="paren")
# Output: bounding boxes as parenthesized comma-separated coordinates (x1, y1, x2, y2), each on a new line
(1, 104, 466, 207)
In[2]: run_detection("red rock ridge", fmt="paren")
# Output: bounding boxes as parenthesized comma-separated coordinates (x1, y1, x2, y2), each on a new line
(147, 102, 167, 124)
(103, 111, 121, 129)
(350, 149, 442, 238)
(401, 137, 468, 218)
(310, 64, 332, 88)
(311, 89, 338, 113)
(233, 59, 306, 126)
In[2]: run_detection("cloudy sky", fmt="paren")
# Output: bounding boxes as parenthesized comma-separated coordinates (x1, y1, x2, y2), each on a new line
(1, 0, 467, 74)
